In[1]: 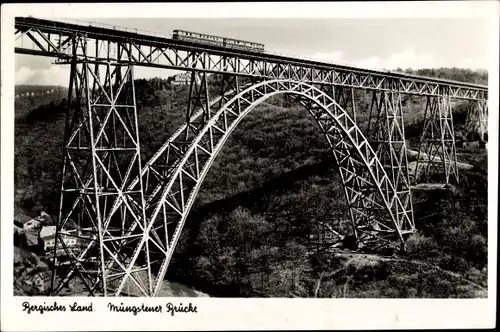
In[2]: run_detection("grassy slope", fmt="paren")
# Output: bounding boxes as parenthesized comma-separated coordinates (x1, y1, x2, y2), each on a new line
(13, 68, 488, 297)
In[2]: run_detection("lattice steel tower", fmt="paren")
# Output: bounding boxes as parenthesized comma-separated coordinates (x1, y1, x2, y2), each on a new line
(52, 35, 151, 296)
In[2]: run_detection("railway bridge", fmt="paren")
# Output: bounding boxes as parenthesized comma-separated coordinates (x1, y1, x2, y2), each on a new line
(14, 17, 489, 297)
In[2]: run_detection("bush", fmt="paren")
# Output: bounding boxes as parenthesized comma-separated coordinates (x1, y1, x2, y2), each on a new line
(405, 232, 440, 259)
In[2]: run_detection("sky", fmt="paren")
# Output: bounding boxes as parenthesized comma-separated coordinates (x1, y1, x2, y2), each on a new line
(15, 17, 491, 86)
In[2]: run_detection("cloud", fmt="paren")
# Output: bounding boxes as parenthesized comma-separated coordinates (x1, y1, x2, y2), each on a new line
(135, 67, 178, 80)
(15, 63, 178, 87)
(307, 51, 344, 63)
(15, 65, 70, 86)
(308, 48, 488, 71)
(379, 49, 434, 70)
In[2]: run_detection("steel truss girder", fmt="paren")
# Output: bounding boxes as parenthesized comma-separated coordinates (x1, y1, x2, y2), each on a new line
(415, 91, 459, 184)
(111, 79, 414, 297)
(51, 36, 150, 296)
(465, 100, 488, 142)
(320, 84, 358, 121)
(14, 17, 487, 101)
(366, 90, 415, 236)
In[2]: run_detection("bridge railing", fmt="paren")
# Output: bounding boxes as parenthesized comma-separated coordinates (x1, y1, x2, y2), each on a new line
(52, 18, 175, 39)
(33, 18, 371, 70)
(35, 19, 337, 62)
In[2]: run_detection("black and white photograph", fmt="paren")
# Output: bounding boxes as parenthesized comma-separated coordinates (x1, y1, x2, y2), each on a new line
(1, 1, 498, 330)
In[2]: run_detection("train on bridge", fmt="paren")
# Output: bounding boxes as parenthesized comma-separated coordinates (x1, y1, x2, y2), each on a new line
(172, 29, 265, 53)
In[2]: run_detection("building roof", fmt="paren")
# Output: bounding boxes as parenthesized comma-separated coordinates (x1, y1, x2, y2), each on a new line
(39, 225, 57, 239)
(173, 72, 191, 81)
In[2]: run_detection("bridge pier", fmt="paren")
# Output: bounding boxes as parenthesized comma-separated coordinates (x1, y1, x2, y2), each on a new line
(366, 89, 415, 247)
(52, 38, 152, 296)
(415, 90, 459, 184)
(465, 99, 488, 142)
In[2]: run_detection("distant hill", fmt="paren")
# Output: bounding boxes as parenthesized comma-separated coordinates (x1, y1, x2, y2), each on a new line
(15, 85, 65, 94)
(404, 68, 488, 85)
(14, 85, 68, 121)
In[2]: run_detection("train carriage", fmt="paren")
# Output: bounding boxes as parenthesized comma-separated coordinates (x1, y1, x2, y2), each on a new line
(224, 36, 265, 53)
(172, 30, 225, 47)
(172, 29, 265, 53)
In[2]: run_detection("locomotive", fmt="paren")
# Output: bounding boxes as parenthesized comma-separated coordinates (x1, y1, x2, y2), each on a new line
(172, 29, 265, 53)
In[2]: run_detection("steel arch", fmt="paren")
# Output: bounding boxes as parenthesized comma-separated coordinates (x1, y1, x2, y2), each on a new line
(50, 85, 243, 296)
(113, 79, 414, 296)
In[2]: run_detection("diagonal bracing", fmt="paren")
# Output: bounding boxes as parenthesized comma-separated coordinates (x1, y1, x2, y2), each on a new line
(415, 89, 459, 184)
(51, 36, 150, 296)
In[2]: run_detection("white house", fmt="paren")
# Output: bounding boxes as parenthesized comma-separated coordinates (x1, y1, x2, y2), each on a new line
(171, 72, 191, 86)
(39, 226, 55, 251)
(39, 226, 83, 253)
(39, 225, 56, 239)
(14, 214, 41, 233)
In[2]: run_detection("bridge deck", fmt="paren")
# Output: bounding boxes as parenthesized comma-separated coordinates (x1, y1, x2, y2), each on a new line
(14, 17, 488, 100)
